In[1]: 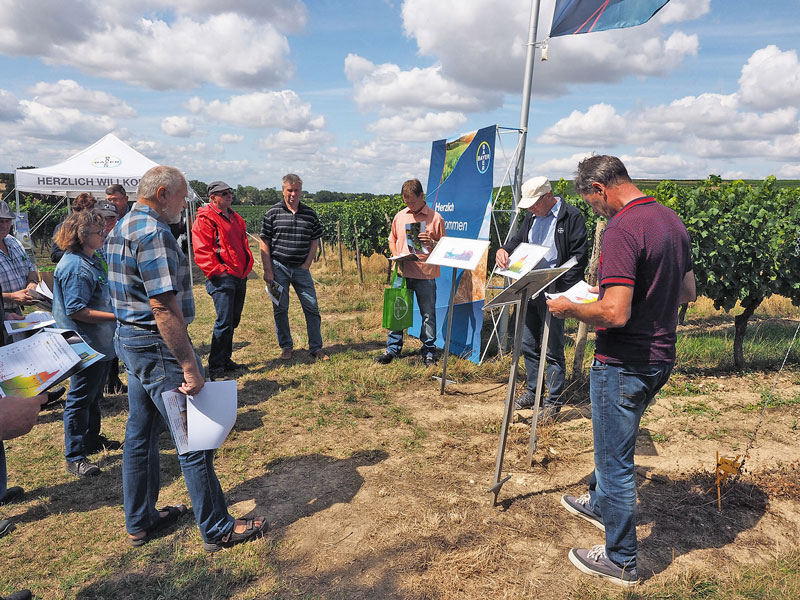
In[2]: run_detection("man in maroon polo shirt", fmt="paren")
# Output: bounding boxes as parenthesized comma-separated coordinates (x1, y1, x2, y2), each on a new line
(547, 155, 696, 586)
(192, 181, 254, 380)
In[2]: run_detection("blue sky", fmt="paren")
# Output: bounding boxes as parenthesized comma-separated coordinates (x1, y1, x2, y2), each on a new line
(0, 0, 798, 193)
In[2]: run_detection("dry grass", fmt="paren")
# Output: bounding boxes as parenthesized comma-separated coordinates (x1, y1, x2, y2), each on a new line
(2, 249, 799, 599)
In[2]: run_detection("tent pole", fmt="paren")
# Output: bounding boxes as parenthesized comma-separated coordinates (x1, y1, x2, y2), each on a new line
(500, 0, 542, 351)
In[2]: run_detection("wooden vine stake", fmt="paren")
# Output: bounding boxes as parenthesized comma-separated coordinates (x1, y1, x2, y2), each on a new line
(337, 221, 344, 274)
(353, 223, 363, 283)
(706, 451, 741, 511)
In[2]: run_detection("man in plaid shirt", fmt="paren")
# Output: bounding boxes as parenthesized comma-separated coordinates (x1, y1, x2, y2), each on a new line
(107, 166, 265, 552)
(0, 200, 37, 316)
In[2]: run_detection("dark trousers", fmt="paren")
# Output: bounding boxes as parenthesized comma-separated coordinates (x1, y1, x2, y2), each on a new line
(206, 275, 247, 372)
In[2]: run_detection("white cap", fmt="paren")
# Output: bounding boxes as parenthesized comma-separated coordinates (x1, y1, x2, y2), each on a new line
(518, 176, 552, 209)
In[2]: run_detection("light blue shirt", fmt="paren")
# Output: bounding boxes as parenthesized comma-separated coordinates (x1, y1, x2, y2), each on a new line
(528, 197, 561, 268)
(53, 250, 116, 360)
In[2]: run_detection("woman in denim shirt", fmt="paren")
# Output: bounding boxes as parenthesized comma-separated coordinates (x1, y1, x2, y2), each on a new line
(53, 209, 120, 478)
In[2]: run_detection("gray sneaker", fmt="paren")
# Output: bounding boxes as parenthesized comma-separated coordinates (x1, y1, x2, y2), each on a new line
(568, 545, 639, 587)
(66, 458, 101, 478)
(561, 493, 605, 531)
(514, 390, 536, 410)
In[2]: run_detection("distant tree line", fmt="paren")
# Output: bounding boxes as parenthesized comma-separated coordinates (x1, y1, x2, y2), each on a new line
(188, 180, 377, 206)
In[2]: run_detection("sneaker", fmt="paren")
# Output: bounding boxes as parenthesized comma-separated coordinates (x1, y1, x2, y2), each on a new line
(568, 545, 639, 587)
(66, 458, 101, 478)
(561, 493, 605, 531)
(0, 518, 15, 538)
(536, 403, 561, 424)
(374, 352, 395, 364)
(2, 588, 32, 600)
(208, 369, 226, 381)
(423, 354, 437, 367)
(514, 390, 536, 410)
(0, 486, 24, 505)
(85, 434, 122, 453)
(224, 360, 246, 372)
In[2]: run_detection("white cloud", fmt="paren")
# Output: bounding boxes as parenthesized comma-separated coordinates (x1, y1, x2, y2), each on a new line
(400, 0, 700, 96)
(176, 141, 224, 156)
(538, 104, 627, 146)
(366, 111, 467, 141)
(345, 54, 500, 113)
(258, 129, 334, 151)
(657, 0, 712, 24)
(26, 79, 136, 118)
(17, 100, 115, 142)
(73, 14, 293, 90)
(0, 0, 98, 56)
(220, 134, 244, 143)
(161, 116, 197, 137)
(188, 91, 324, 131)
(0, 89, 22, 121)
(738, 45, 800, 111)
(538, 94, 800, 158)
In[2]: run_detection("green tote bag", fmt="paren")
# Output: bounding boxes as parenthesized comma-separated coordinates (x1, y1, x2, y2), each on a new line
(382, 263, 414, 330)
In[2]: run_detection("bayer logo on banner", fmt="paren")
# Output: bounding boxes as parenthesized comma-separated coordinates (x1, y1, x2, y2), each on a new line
(476, 141, 491, 174)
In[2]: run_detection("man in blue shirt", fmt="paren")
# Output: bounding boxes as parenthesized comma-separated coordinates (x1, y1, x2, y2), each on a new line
(107, 165, 265, 551)
(495, 176, 588, 421)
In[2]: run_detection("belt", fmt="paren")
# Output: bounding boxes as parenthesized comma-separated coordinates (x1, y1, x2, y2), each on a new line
(119, 321, 159, 332)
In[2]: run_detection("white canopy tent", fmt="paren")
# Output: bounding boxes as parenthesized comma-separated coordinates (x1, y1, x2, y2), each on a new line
(11, 132, 201, 285)
(15, 133, 159, 199)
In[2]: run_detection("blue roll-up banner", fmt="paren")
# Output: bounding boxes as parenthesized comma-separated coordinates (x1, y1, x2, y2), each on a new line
(408, 125, 495, 363)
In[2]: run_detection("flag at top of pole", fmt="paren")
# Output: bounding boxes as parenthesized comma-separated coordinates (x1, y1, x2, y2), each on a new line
(549, 0, 670, 37)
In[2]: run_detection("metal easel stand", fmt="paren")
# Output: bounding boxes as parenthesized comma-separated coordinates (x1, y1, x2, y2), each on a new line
(484, 258, 575, 505)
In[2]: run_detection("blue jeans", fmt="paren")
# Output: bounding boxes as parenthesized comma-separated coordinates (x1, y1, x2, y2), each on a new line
(587, 359, 672, 568)
(64, 360, 112, 462)
(521, 295, 566, 405)
(206, 275, 247, 372)
(271, 260, 323, 353)
(115, 324, 234, 542)
(0, 443, 6, 500)
(387, 277, 437, 358)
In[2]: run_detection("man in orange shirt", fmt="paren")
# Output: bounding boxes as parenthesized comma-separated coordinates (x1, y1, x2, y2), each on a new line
(375, 179, 446, 367)
(191, 181, 254, 380)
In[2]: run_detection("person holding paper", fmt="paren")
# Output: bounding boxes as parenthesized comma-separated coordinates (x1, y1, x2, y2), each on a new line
(547, 156, 695, 586)
(0, 200, 38, 315)
(107, 166, 265, 551)
(495, 176, 588, 420)
(375, 178, 446, 367)
(191, 181, 254, 380)
(53, 209, 121, 478)
(259, 173, 328, 361)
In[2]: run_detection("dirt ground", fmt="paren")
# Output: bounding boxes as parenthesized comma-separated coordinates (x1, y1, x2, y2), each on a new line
(243, 370, 800, 599)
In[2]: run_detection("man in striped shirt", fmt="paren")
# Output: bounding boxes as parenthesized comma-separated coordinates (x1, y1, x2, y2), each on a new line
(259, 173, 328, 361)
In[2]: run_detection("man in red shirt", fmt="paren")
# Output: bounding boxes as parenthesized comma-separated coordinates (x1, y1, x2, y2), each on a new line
(191, 181, 254, 380)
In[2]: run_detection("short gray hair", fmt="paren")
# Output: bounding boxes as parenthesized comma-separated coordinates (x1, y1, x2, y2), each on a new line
(281, 173, 303, 188)
(137, 166, 186, 201)
(574, 155, 631, 195)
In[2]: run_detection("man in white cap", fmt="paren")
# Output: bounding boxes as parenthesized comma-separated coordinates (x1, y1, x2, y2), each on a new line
(495, 176, 588, 420)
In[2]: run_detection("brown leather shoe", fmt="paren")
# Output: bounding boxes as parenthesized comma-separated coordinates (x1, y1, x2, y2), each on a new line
(312, 351, 329, 361)
(280, 348, 292, 361)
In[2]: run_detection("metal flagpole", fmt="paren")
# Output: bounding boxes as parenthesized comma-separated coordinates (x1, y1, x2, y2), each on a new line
(500, 0, 543, 351)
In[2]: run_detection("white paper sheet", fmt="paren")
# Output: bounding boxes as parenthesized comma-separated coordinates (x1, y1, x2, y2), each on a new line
(495, 243, 549, 280)
(162, 380, 238, 455)
(4, 311, 56, 335)
(545, 280, 599, 304)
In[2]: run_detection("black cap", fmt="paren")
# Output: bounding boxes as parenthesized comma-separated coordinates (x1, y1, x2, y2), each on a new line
(207, 181, 232, 196)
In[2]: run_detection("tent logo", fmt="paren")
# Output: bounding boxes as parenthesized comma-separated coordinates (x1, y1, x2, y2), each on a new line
(476, 141, 491, 174)
(91, 155, 122, 168)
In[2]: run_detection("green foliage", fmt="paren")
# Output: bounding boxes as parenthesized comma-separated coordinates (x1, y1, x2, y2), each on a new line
(188, 179, 207, 199)
(315, 195, 405, 256)
(18, 195, 67, 246)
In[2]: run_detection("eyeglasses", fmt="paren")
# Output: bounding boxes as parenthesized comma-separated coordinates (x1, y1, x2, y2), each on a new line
(89, 229, 105, 236)
(213, 190, 233, 197)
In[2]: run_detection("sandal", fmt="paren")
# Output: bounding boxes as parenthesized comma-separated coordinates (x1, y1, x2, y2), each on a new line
(129, 504, 188, 547)
(203, 517, 267, 553)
